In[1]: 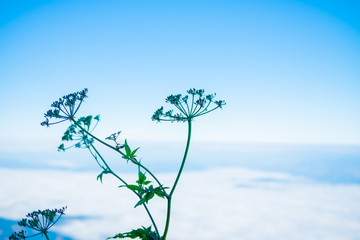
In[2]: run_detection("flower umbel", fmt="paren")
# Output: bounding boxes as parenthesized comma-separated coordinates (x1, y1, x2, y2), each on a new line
(106, 131, 126, 149)
(41, 89, 88, 127)
(40, 88, 226, 240)
(151, 88, 225, 122)
(9, 207, 67, 240)
(58, 115, 100, 151)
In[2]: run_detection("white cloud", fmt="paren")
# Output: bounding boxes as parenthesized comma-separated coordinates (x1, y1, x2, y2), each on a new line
(45, 160, 79, 169)
(0, 168, 359, 240)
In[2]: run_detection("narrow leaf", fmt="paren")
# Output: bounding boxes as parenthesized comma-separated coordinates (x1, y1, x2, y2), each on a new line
(97, 172, 104, 183)
(130, 147, 140, 158)
(134, 197, 147, 208)
(127, 185, 142, 191)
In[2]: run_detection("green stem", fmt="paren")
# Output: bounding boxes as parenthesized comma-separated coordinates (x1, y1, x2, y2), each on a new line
(71, 118, 125, 155)
(170, 120, 192, 197)
(89, 143, 161, 239)
(89, 143, 128, 186)
(44, 232, 50, 240)
(72, 119, 165, 192)
(162, 198, 172, 240)
(137, 163, 168, 195)
(162, 120, 192, 240)
(194, 105, 220, 117)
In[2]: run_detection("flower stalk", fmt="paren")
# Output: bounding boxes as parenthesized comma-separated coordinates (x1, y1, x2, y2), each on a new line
(9, 207, 67, 240)
(41, 88, 225, 240)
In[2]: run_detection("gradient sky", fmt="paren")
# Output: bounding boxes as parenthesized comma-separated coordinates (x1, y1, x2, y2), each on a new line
(1, 0, 360, 153)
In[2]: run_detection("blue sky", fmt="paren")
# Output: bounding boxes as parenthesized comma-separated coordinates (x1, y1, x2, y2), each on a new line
(1, 2, 360, 239)
(1, 0, 360, 153)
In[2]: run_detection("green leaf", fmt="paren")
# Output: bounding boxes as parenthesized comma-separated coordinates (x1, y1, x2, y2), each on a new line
(155, 192, 165, 198)
(145, 192, 155, 202)
(144, 180, 152, 185)
(134, 197, 147, 208)
(124, 139, 131, 156)
(106, 233, 125, 239)
(126, 185, 142, 192)
(137, 171, 146, 185)
(130, 147, 139, 158)
(107, 226, 157, 240)
(154, 187, 167, 198)
(97, 172, 104, 183)
(97, 169, 110, 183)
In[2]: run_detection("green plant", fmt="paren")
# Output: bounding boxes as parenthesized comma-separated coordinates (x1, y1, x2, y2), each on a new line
(40, 88, 225, 240)
(9, 207, 67, 240)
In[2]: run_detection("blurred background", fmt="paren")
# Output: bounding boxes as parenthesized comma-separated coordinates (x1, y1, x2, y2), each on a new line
(1, 0, 360, 239)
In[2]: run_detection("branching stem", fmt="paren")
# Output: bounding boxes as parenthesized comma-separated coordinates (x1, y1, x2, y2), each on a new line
(89, 143, 161, 239)
(72, 118, 165, 192)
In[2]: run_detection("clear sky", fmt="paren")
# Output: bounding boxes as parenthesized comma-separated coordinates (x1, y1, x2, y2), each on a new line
(1, 0, 360, 152)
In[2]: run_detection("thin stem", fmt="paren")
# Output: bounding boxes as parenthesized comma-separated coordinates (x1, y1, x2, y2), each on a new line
(176, 102, 187, 116)
(136, 163, 168, 196)
(71, 118, 126, 156)
(193, 100, 211, 116)
(194, 105, 220, 117)
(88, 146, 105, 169)
(162, 198, 172, 240)
(170, 120, 192, 197)
(89, 118, 100, 132)
(73, 119, 164, 191)
(73, 100, 84, 116)
(48, 215, 62, 229)
(25, 232, 42, 239)
(47, 119, 68, 126)
(190, 94, 195, 113)
(192, 105, 202, 116)
(144, 205, 161, 240)
(89, 144, 129, 188)
(43, 232, 50, 240)
(184, 100, 191, 114)
(191, 102, 199, 116)
(60, 103, 71, 116)
(162, 120, 192, 240)
(161, 197, 171, 240)
(89, 143, 161, 239)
